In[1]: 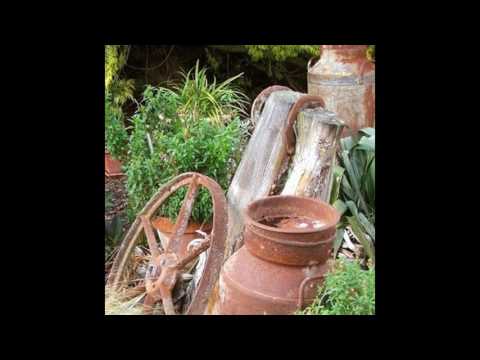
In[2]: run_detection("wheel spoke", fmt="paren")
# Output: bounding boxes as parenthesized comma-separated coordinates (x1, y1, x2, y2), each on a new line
(175, 238, 211, 270)
(167, 176, 199, 254)
(140, 215, 162, 258)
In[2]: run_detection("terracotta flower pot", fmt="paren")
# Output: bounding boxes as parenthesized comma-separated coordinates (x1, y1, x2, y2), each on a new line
(151, 217, 212, 258)
(105, 152, 123, 177)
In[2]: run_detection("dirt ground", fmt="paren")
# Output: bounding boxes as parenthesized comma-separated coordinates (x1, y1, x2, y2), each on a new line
(105, 175, 128, 221)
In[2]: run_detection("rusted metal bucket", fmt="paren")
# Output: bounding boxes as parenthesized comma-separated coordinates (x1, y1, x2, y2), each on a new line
(212, 195, 340, 315)
(307, 45, 375, 137)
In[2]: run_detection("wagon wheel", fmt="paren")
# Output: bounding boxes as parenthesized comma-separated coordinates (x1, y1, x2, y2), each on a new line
(106, 172, 228, 315)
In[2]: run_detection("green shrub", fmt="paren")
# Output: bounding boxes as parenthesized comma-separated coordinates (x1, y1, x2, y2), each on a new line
(124, 64, 248, 223)
(125, 116, 243, 222)
(105, 94, 129, 162)
(298, 259, 375, 315)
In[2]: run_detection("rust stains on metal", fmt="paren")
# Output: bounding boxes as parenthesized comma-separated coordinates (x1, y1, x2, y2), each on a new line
(244, 195, 339, 266)
(107, 172, 228, 315)
(105, 153, 124, 177)
(213, 195, 340, 315)
(308, 45, 375, 137)
(284, 95, 325, 156)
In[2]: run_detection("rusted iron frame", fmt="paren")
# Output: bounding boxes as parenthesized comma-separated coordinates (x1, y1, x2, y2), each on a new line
(106, 172, 228, 315)
(167, 175, 200, 254)
(140, 215, 162, 258)
(246, 224, 335, 247)
(297, 275, 325, 310)
(250, 85, 291, 126)
(144, 238, 211, 315)
(284, 95, 326, 156)
(218, 253, 327, 314)
(175, 237, 210, 269)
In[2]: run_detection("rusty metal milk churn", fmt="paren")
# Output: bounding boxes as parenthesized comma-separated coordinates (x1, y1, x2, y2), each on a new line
(308, 45, 375, 137)
(211, 195, 340, 315)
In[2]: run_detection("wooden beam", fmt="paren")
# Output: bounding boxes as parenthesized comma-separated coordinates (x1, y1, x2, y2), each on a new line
(281, 108, 344, 201)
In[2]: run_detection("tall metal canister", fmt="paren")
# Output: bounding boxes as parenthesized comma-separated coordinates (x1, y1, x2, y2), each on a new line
(307, 45, 375, 137)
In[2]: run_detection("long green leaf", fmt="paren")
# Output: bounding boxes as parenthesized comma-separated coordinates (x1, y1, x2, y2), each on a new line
(341, 175, 355, 200)
(340, 136, 356, 152)
(341, 150, 369, 214)
(347, 216, 375, 265)
(333, 199, 347, 216)
(214, 72, 244, 93)
(329, 165, 345, 204)
(359, 127, 375, 137)
(358, 212, 375, 242)
(356, 135, 375, 152)
(345, 200, 359, 218)
(361, 154, 375, 206)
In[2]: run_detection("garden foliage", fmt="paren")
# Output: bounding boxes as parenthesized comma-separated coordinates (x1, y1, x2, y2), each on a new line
(105, 94, 129, 161)
(298, 259, 375, 315)
(124, 63, 248, 222)
(330, 128, 375, 264)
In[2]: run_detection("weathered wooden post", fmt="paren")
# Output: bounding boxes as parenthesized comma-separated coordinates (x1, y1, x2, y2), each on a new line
(281, 108, 344, 201)
(224, 90, 303, 257)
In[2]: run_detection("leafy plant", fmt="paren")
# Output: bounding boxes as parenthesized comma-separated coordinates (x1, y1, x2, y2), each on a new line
(167, 60, 249, 127)
(124, 66, 248, 223)
(330, 128, 375, 264)
(105, 45, 134, 163)
(297, 259, 375, 315)
(244, 45, 318, 62)
(105, 45, 132, 98)
(125, 116, 244, 222)
(109, 78, 135, 107)
(105, 94, 129, 162)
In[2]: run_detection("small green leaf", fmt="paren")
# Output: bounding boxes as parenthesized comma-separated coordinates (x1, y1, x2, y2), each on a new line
(356, 135, 375, 152)
(329, 165, 345, 205)
(333, 199, 347, 216)
(345, 200, 359, 218)
(358, 212, 375, 242)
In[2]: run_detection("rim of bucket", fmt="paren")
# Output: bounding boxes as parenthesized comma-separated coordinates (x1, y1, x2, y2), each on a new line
(244, 195, 340, 234)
